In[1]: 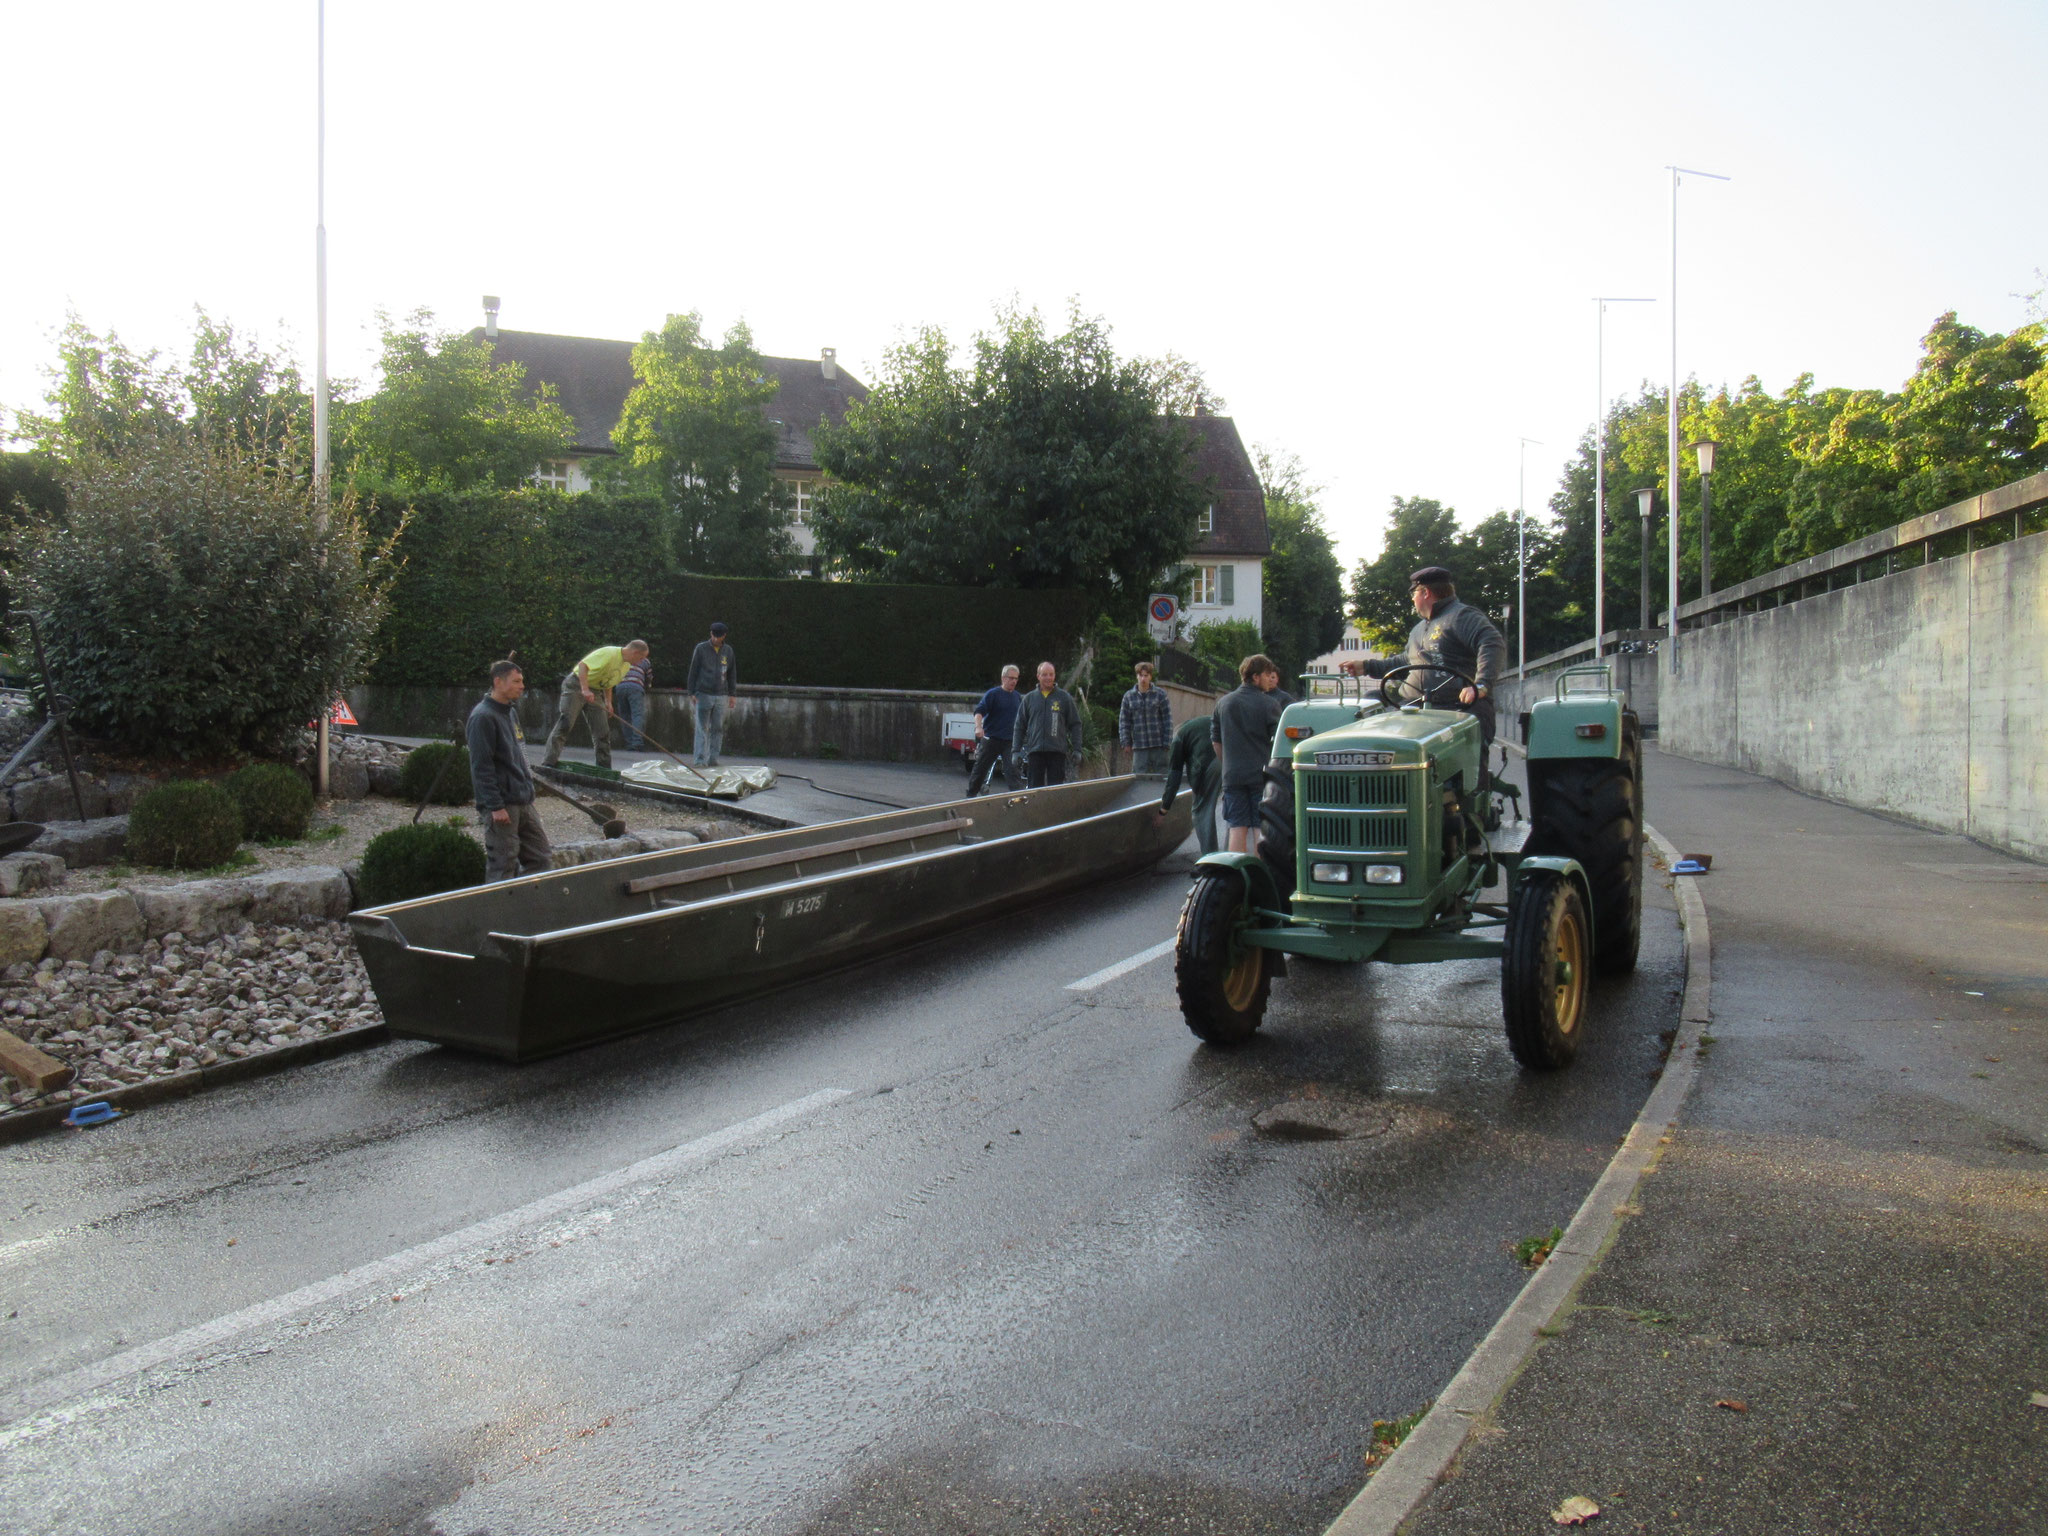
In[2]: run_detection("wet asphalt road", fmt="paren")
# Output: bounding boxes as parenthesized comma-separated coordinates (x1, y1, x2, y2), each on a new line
(2, 818, 1683, 1536)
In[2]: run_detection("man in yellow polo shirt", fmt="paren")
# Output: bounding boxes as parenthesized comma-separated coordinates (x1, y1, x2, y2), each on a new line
(542, 638, 649, 770)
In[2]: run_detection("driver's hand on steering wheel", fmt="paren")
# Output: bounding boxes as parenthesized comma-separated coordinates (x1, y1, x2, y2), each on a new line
(1458, 686, 1478, 705)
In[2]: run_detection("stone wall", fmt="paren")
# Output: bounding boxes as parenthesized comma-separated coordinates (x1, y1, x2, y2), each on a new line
(1660, 529, 2046, 861)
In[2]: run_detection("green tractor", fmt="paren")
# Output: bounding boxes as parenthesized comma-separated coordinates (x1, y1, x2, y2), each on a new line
(1174, 663, 1643, 1068)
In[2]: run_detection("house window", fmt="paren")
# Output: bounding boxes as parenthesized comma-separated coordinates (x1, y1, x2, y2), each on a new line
(1198, 504, 1214, 534)
(789, 479, 820, 523)
(534, 460, 574, 491)
(1191, 564, 1235, 606)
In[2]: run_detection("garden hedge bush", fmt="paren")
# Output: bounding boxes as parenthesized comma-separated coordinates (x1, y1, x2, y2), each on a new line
(397, 741, 472, 805)
(128, 780, 244, 869)
(362, 488, 1095, 692)
(20, 433, 392, 756)
(225, 762, 315, 841)
(358, 822, 488, 906)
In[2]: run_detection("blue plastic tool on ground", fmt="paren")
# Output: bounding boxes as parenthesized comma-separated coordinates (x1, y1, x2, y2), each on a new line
(64, 1101, 122, 1127)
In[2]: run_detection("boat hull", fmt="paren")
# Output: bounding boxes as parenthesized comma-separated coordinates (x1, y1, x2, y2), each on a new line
(350, 778, 1191, 1061)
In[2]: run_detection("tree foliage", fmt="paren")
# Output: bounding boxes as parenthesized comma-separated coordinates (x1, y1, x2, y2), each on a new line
(603, 312, 796, 577)
(1547, 310, 2048, 627)
(1254, 447, 1346, 682)
(342, 309, 574, 493)
(19, 431, 398, 757)
(811, 303, 1209, 609)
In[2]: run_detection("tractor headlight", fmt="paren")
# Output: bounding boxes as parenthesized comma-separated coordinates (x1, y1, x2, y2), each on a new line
(1365, 864, 1405, 885)
(1311, 862, 1351, 884)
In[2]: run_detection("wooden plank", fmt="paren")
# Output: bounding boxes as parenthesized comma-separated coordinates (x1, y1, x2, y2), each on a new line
(0, 1027, 75, 1094)
(624, 817, 974, 896)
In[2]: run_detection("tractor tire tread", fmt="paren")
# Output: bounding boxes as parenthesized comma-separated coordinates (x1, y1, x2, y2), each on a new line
(1175, 869, 1270, 1046)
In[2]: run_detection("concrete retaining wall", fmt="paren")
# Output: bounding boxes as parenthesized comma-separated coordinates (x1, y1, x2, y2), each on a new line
(1661, 530, 2047, 860)
(348, 683, 979, 764)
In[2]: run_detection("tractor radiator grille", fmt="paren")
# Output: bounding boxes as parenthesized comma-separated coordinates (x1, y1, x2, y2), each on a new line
(1303, 770, 1409, 810)
(1305, 813, 1409, 852)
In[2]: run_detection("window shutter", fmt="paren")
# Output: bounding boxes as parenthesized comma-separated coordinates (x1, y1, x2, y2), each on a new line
(1220, 564, 1235, 605)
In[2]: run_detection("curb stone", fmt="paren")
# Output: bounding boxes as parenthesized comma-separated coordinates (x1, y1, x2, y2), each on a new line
(1322, 823, 1713, 1536)
(0, 1021, 392, 1147)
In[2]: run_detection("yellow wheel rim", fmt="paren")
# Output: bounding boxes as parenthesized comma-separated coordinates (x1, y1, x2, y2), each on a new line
(1222, 940, 1264, 1011)
(1553, 907, 1587, 1034)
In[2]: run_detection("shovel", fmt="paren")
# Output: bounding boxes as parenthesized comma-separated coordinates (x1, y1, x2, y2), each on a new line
(532, 774, 628, 839)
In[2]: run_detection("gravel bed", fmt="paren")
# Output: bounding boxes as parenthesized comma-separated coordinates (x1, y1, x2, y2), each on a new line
(1, 921, 379, 1112)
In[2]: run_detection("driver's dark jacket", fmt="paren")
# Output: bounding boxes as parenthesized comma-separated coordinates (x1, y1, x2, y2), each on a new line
(1363, 598, 1506, 705)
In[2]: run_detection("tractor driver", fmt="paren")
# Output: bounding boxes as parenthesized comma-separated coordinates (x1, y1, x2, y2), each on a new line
(1344, 565, 1506, 748)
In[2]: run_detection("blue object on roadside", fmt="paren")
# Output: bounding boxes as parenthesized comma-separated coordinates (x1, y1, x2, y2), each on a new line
(1672, 858, 1709, 875)
(64, 1101, 121, 1127)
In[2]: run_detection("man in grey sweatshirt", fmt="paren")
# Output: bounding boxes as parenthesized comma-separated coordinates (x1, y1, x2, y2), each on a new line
(1011, 661, 1085, 788)
(1211, 653, 1288, 853)
(467, 660, 552, 882)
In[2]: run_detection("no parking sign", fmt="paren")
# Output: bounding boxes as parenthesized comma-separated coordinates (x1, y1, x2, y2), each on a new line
(1146, 593, 1179, 641)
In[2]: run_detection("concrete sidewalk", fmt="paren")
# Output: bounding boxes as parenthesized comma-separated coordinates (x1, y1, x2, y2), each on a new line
(1404, 745, 2047, 1534)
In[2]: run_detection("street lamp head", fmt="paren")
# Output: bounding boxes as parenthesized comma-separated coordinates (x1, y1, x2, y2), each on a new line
(1634, 487, 1657, 520)
(1691, 439, 1719, 477)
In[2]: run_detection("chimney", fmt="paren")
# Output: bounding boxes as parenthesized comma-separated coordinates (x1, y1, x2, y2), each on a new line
(820, 346, 837, 381)
(482, 295, 501, 340)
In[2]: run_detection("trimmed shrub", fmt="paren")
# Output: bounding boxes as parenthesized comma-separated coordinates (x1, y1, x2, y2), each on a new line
(358, 822, 487, 906)
(20, 431, 395, 757)
(225, 762, 315, 841)
(128, 780, 244, 869)
(397, 741, 472, 805)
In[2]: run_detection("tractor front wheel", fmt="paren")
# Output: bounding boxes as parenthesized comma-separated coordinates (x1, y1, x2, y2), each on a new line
(1502, 871, 1590, 1070)
(1175, 869, 1271, 1046)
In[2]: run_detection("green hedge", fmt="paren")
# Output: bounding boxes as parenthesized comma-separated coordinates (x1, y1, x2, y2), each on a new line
(366, 488, 1094, 692)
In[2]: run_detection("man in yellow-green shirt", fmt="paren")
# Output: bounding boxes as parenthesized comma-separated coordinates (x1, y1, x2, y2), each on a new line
(541, 639, 649, 770)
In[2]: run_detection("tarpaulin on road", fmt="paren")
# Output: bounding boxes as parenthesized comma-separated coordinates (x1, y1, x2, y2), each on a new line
(621, 760, 778, 800)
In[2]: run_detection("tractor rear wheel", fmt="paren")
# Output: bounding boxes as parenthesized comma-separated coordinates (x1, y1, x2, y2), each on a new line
(1175, 869, 1271, 1046)
(1502, 871, 1590, 1070)
(1524, 738, 1641, 975)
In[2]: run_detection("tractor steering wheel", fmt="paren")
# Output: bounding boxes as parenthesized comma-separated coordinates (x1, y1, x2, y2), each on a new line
(1378, 663, 1480, 710)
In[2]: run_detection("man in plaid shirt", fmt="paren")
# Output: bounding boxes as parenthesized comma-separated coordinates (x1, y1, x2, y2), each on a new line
(1118, 661, 1174, 773)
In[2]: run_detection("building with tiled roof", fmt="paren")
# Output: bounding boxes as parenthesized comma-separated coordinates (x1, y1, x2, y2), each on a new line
(1179, 410, 1271, 634)
(471, 301, 865, 561)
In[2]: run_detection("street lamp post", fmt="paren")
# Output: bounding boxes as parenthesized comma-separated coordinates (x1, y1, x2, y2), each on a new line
(1518, 436, 1542, 673)
(312, 0, 330, 796)
(1593, 298, 1655, 656)
(1635, 487, 1657, 631)
(1665, 165, 1729, 666)
(1692, 439, 1719, 598)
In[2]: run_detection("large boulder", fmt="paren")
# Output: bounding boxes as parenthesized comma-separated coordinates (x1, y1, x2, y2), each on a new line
(12, 774, 109, 823)
(633, 829, 702, 851)
(367, 761, 404, 797)
(0, 852, 64, 898)
(101, 772, 157, 815)
(325, 756, 371, 801)
(245, 866, 353, 924)
(548, 834, 644, 870)
(0, 900, 49, 966)
(30, 816, 129, 867)
(131, 877, 253, 941)
(39, 889, 145, 960)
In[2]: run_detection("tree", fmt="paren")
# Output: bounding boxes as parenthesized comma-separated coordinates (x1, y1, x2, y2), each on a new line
(811, 303, 1209, 609)
(19, 310, 315, 466)
(1346, 496, 1462, 647)
(19, 431, 397, 757)
(342, 308, 574, 493)
(1254, 446, 1345, 682)
(604, 312, 796, 577)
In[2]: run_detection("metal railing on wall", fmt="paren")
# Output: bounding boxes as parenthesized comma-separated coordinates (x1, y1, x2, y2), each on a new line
(1656, 469, 2048, 632)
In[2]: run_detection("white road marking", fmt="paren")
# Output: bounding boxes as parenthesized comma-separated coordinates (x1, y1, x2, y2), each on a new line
(0, 1088, 850, 1431)
(1067, 938, 1176, 991)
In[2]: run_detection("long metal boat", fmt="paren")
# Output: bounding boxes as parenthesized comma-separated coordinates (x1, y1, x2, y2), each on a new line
(350, 777, 1191, 1060)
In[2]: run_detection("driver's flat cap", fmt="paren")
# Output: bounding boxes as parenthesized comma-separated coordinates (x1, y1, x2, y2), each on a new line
(1409, 565, 1454, 587)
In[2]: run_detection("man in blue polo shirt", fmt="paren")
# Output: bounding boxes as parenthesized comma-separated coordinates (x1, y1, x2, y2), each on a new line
(967, 664, 1022, 796)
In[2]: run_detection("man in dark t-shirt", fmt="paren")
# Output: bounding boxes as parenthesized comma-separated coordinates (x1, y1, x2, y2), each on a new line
(968, 664, 1023, 796)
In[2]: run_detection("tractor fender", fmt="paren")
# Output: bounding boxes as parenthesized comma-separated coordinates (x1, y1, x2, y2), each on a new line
(1510, 854, 1596, 947)
(1193, 852, 1284, 916)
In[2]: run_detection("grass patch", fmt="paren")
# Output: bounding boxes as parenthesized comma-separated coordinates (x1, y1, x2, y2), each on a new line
(257, 824, 346, 849)
(1513, 1226, 1563, 1269)
(169, 848, 260, 878)
(1364, 1401, 1433, 1473)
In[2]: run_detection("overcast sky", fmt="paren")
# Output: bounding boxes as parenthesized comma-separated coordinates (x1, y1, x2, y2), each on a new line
(3, 0, 2042, 576)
